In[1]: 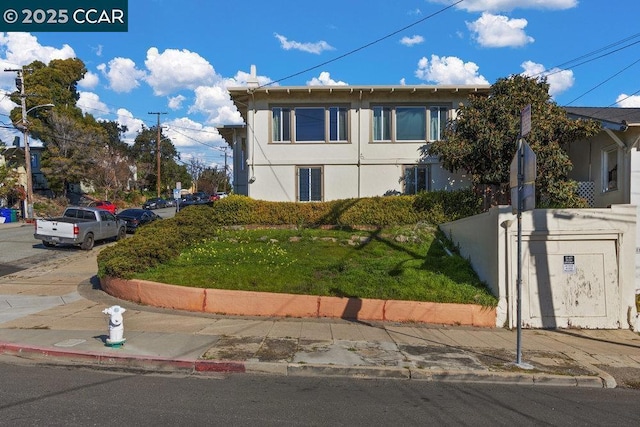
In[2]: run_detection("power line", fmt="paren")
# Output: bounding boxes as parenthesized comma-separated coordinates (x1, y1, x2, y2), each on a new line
(263, 0, 464, 88)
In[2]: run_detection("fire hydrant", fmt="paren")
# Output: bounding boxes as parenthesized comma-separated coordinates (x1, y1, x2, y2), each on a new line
(102, 305, 126, 347)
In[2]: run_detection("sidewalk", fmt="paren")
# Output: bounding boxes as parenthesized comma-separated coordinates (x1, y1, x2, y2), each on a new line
(1, 246, 640, 388)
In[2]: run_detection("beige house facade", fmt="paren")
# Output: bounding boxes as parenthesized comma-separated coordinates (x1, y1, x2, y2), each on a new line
(219, 71, 490, 202)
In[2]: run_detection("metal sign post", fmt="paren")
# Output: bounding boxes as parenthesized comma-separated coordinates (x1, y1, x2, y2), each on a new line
(509, 105, 535, 369)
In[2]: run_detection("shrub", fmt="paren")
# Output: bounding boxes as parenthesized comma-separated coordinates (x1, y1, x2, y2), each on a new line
(413, 189, 483, 224)
(98, 193, 481, 279)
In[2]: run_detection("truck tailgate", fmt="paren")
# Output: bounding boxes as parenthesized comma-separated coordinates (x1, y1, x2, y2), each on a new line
(35, 219, 77, 239)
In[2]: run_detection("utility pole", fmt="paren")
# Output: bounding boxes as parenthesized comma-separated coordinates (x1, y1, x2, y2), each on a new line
(148, 111, 166, 198)
(5, 68, 31, 219)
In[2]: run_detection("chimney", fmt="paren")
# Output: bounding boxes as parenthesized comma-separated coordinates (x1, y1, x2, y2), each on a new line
(247, 64, 259, 88)
(13, 136, 20, 147)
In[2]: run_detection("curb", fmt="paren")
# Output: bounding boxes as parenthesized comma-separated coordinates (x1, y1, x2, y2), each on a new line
(0, 341, 610, 388)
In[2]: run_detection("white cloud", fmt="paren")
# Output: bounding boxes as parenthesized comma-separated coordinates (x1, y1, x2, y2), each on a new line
(0, 96, 19, 146)
(164, 117, 223, 150)
(415, 55, 490, 85)
(78, 71, 100, 89)
(144, 47, 216, 96)
(78, 91, 109, 117)
(467, 13, 534, 48)
(400, 35, 425, 47)
(98, 57, 146, 93)
(189, 85, 242, 125)
(168, 95, 187, 110)
(114, 108, 145, 143)
(274, 33, 335, 54)
(0, 32, 75, 68)
(306, 71, 347, 86)
(520, 60, 574, 97)
(616, 94, 640, 108)
(224, 68, 273, 88)
(430, 0, 577, 13)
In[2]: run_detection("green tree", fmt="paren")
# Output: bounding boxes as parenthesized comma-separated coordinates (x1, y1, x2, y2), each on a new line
(425, 75, 601, 208)
(0, 140, 22, 204)
(198, 166, 230, 194)
(130, 127, 189, 194)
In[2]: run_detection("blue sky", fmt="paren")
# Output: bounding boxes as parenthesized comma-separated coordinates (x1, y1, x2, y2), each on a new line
(2, 0, 640, 169)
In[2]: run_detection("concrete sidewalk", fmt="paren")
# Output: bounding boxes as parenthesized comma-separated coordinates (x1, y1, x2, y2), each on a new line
(1, 246, 640, 388)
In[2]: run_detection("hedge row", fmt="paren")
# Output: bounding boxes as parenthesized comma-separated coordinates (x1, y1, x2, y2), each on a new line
(97, 190, 482, 279)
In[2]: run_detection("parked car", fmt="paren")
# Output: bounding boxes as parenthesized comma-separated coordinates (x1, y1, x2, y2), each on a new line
(178, 194, 197, 208)
(34, 206, 126, 250)
(216, 192, 228, 199)
(193, 191, 212, 204)
(164, 198, 177, 207)
(142, 197, 167, 210)
(116, 208, 161, 233)
(88, 200, 117, 214)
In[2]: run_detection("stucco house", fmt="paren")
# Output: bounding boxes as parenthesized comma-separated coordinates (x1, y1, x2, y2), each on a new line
(563, 107, 640, 292)
(218, 68, 491, 202)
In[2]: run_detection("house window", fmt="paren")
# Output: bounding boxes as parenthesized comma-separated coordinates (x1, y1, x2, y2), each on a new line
(372, 105, 449, 142)
(404, 165, 430, 194)
(295, 107, 325, 141)
(329, 107, 348, 141)
(298, 167, 322, 201)
(272, 106, 348, 143)
(396, 107, 426, 141)
(272, 107, 291, 142)
(602, 146, 618, 192)
(429, 106, 448, 141)
(373, 106, 392, 141)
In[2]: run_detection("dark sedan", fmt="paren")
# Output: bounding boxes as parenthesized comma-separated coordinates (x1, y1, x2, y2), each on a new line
(142, 197, 167, 210)
(116, 208, 161, 233)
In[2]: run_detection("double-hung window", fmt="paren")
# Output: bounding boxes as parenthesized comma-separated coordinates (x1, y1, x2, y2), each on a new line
(372, 105, 449, 142)
(602, 146, 618, 192)
(298, 167, 322, 201)
(272, 106, 348, 143)
(404, 165, 430, 194)
(373, 106, 392, 141)
(429, 106, 448, 141)
(272, 107, 291, 142)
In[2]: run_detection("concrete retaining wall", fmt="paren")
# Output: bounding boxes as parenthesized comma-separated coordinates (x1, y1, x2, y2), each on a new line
(101, 276, 496, 327)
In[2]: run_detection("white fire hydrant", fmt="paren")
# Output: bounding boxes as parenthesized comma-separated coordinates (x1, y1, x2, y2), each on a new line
(102, 305, 126, 347)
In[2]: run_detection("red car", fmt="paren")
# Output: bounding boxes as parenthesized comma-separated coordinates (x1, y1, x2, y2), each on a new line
(89, 200, 117, 214)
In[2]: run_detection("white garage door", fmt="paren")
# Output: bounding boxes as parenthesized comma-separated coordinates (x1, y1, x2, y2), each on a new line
(518, 239, 619, 329)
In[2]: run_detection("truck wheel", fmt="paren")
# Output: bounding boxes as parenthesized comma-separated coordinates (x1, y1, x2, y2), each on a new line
(116, 227, 126, 241)
(80, 233, 95, 250)
(42, 240, 55, 248)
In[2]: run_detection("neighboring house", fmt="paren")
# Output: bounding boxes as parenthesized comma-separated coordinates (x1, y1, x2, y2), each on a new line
(218, 67, 491, 202)
(1, 137, 49, 197)
(563, 107, 640, 292)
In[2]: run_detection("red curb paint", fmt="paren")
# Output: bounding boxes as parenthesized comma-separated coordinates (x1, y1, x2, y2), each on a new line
(194, 360, 246, 373)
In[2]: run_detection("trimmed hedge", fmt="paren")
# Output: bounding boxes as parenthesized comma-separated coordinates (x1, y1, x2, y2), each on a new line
(97, 190, 481, 279)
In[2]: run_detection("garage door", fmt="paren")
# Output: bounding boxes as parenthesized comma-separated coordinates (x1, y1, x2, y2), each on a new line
(519, 239, 619, 329)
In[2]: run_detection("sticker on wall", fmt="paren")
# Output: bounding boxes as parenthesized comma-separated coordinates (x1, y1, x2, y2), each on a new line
(563, 255, 576, 274)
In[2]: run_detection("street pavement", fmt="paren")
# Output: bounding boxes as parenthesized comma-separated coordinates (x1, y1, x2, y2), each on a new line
(1, 222, 640, 388)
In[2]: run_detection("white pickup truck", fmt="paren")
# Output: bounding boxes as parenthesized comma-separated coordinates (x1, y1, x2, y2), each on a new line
(34, 206, 127, 250)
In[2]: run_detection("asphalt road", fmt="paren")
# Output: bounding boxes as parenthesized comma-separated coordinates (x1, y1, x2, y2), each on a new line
(0, 206, 176, 278)
(1, 362, 639, 426)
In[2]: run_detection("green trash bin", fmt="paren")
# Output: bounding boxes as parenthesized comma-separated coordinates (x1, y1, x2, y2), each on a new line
(10, 209, 18, 223)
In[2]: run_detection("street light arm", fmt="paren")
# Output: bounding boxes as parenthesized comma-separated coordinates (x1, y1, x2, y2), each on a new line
(26, 103, 55, 116)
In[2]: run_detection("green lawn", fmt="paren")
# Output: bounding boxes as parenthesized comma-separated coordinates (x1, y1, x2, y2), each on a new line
(135, 225, 497, 307)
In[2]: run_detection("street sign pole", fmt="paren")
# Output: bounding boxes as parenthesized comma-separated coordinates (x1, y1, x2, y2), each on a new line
(512, 104, 534, 370)
(516, 138, 524, 366)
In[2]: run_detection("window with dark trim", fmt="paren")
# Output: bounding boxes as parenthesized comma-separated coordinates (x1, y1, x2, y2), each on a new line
(372, 105, 450, 142)
(298, 167, 322, 201)
(404, 165, 430, 194)
(271, 106, 348, 143)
